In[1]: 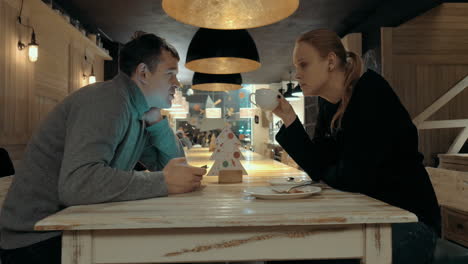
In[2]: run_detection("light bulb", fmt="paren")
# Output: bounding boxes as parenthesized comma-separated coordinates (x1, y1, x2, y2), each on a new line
(88, 65, 96, 84)
(28, 44, 38, 62)
(88, 75, 96, 84)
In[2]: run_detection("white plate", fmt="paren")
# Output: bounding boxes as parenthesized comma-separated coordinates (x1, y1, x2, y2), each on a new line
(268, 178, 311, 186)
(244, 185, 322, 200)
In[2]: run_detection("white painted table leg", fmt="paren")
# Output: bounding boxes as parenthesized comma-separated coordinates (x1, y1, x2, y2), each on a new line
(363, 224, 392, 264)
(62, 231, 93, 264)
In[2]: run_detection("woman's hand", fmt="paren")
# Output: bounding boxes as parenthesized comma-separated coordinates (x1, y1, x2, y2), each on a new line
(272, 95, 297, 127)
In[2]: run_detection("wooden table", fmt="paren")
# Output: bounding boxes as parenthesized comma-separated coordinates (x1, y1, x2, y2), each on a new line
(35, 148, 417, 264)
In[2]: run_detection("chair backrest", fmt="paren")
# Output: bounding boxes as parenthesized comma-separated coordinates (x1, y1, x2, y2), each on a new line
(0, 148, 15, 177)
(426, 167, 468, 212)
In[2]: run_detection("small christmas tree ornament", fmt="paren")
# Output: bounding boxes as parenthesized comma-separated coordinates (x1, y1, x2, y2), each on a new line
(207, 126, 247, 183)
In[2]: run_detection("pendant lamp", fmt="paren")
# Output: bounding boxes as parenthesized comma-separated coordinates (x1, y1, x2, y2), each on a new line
(192, 72, 242, 91)
(162, 0, 299, 30)
(186, 28, 260, 74)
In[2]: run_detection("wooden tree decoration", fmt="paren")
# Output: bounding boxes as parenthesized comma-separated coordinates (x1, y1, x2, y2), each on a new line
(210, 127, 245, 160)
(207, 126, 247, 183)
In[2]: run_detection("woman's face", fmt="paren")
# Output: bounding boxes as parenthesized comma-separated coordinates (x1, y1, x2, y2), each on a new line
(293, 41, 330, 96)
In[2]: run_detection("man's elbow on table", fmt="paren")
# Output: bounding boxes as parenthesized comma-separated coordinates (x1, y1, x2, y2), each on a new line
(57, 163, 135, 207)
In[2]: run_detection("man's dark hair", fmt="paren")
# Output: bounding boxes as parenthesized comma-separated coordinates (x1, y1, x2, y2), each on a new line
(119, 31, 179, 76)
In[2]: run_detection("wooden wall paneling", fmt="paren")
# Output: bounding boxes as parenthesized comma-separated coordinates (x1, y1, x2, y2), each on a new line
(341, 33, 362, 57)
(381, 3, 468, 165)
(400, 3, 468, 31)
(30, 95, 59, 133)
(413, 66, 468, 123)
(430, 69, 468, 121)
(413, 67, 468, 155)
(1, 0, 112, 162)
(391, 29, 468, 64)
(413, 65, 468, 157)
(380, 27, 393, 87)
(0, 0, 33, 149)
(390, 63, 417, 116)
(69, 43, 85, 94)
(0, 0, 4, 134)
(95, 58, 104, 82)
(32, 15, 70, 94)
(392, 3, 468, 65)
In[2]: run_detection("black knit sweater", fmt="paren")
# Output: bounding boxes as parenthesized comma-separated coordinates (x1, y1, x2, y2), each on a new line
(276, 69, 441, 234)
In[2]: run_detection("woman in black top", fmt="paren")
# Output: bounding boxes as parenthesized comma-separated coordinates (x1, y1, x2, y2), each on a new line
(273, 29, 440, 264)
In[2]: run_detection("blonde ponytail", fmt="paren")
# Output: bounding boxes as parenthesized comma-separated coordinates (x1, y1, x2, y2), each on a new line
(330, 51, 363, 130)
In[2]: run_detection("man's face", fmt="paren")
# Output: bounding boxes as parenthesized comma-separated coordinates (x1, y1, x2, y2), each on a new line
(137, 49, 180, 109)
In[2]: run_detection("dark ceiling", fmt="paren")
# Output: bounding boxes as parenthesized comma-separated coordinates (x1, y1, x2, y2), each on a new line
(54, 0, 442, 85)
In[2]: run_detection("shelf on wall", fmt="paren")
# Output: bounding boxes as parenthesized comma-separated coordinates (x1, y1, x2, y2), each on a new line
(36, 0, 112, 61)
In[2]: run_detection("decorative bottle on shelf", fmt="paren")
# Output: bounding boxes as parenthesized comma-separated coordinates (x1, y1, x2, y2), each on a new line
(97, 33, 103, 48)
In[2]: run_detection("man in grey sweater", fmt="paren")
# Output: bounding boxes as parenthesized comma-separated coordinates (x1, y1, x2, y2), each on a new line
(0, 32, 206, 264)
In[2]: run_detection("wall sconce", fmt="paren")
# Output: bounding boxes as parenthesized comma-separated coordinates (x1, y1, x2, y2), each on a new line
(17, 0, 38, 62)
(82, 55, 96, 85)
(88, 65, 96, 84)
(18, 30, 39, 62)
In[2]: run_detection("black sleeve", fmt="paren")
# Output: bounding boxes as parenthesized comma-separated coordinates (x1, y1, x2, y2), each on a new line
(275, 116, 339, 182)
(277, 72, 415, 192)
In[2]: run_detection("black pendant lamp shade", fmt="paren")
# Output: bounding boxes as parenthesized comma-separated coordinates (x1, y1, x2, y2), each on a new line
(162, 0, 300, 30)
(186, 28, 260, 74)
(192, 72, 242, 91)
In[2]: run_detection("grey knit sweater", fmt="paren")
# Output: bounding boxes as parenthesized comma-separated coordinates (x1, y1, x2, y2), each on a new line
(0, 72, 184, 249)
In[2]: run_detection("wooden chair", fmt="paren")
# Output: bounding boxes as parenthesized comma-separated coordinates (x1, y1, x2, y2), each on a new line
(426, 167, 468, 263)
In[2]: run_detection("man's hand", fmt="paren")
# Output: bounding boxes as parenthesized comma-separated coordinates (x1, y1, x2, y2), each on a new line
(143, 107, 163, 126)
(163, 158, 207, 194)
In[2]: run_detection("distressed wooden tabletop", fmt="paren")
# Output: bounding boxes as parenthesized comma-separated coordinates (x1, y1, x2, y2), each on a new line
(35, 148, 417, 231)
